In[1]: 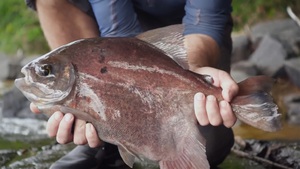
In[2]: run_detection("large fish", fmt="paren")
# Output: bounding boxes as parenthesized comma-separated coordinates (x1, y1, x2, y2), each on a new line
(14, 25, 281, 169)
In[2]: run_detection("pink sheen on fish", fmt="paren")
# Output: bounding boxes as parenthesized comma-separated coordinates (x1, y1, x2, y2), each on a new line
(15, 28, 281, 169)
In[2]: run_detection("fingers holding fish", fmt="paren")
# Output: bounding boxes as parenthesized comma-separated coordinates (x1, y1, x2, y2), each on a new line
(192, 67, 223, 86)
(195, 93, 227, 126)
(206, 95, 223, 126)
(46, 111, 64, 138)
(55, 113, 74, 144)
(219, 101, 237, 128)
(194, 93, 209, 126)
(218, 72, 239, 102)
(192, 67, 239, 101)
(46, 112, 101, 146)
(73, 119, 88, 145)
(86, 123, 102, 148)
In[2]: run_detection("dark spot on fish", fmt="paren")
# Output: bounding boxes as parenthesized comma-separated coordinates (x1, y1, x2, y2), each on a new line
(98, 49, 106, 63)
(98, 54, 105, 63)
(100, 67, 107, 74)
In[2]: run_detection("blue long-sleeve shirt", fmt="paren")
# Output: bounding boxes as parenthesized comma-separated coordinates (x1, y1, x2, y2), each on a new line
(89, 0, 232, 46)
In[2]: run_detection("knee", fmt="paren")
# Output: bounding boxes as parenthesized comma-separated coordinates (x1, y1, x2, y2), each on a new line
(199, 125, 234, 166)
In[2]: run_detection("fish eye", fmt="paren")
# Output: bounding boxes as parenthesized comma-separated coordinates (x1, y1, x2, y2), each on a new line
(38, 64, 52, 76)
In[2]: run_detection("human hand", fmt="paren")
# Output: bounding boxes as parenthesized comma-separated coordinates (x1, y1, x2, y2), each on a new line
(192, 67, 239, 128)
(30, 103, 102, 147)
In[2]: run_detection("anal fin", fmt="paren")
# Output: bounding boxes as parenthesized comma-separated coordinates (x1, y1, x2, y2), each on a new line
(118, 145, 136, 168)
(159, 126, 210, 169)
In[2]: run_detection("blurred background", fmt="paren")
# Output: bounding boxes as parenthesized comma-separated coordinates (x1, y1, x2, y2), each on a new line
(1, 0, 300, 168)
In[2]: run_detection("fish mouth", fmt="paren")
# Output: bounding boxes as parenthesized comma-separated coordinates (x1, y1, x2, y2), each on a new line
(14, 66, 42, 104)
(15, 67, 30, 89)
(14, 75, 48, 106)
(15, 67, 26, 87)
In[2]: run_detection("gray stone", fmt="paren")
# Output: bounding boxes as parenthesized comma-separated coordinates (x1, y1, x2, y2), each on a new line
(276, 28, 300, 56)
(283, 94, 300, 125)
(0, 54, 10, 81)
(0, 150, 18, 167)
(1, 86, 47, 120)
(231, 60, 258, 82)
(284, 57, 300, 87)
(0, 118, 47, 140)
(0, 51, 24, 80)
(249, 35, 287, 77)
(250, 19, 300, 56)
(7, 62, 23, 80)
(0, 51, 39, 81)
(0, 101, 3, 120)
(231, 33, 253, 63)
(251, 19, 296, 38)
(4, 144, 75, 169)
(295, 38, 300, 54)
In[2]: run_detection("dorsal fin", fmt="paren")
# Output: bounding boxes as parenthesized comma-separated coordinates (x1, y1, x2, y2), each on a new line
(136, 24, 189, 69)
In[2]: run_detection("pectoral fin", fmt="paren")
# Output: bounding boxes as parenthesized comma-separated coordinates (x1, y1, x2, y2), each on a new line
(118, 146, 136, 168)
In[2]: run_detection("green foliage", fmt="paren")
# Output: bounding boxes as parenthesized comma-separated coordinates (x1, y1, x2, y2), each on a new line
(0, 0, 49, 55)
(232, 0, 300, 30)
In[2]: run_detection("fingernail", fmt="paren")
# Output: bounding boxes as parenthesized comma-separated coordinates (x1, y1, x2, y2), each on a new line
(207, 95, 216, 101)
(220, 101, 228, 108)
(87, 123, 94, 134)
(64, 114, 73, 122)
(54, 112, 61, 120)
(222, 89, 231, 102)
(195, 93, 205, 101)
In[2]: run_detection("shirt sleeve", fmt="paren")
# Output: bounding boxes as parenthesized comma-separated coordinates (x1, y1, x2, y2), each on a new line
(89, 0, 142, 37)
(183, 0, 232, 46)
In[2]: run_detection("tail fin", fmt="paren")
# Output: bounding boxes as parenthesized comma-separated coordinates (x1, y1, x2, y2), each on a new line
(231, 76, 281, 132)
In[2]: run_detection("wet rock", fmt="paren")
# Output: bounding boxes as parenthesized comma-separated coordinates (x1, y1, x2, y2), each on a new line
(6, 63, 23, 81)
(231, 33, 253, 63)
(0, 118, 47, 141)
(251, 19, 296, 40)
(1, 86, 47, 120)
(0, 150, 18, 167)
(231, 60, 258, 82)
(284, 57, 300, 88)
(3, 144, 75, 169)
(233, 138, 300, 168)
(283, 94, 300, 125)
(250, 19, 300, 56)
(1, 86, 29, 118)
(0, 51, 24, 81)
(0, 55, 11, 81)
(270, 145, 300, 168)
(249, 35, 287, 77)
(0, 51, 38, 81)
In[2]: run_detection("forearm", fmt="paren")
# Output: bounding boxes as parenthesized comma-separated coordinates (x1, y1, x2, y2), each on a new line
(35, 0, 99, 49)
(184, 34, 220, 72)
(182, 0, 232, 72)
